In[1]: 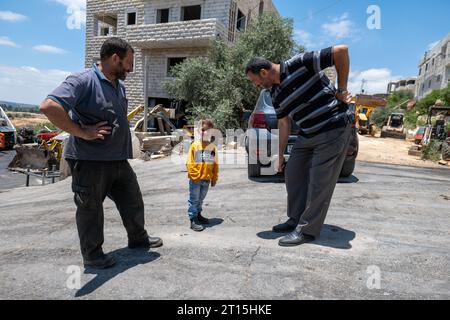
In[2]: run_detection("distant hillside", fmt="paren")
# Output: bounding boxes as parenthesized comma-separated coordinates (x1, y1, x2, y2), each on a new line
(0, 100, 40, 113)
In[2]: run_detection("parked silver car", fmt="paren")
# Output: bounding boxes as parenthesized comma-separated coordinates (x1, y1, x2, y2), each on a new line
(245, 89, 359, 178)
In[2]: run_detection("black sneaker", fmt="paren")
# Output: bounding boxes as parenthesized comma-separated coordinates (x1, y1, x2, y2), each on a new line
(84, 254, 116, 269)
(197, 213, 210, 225)
(128, 236, 163, 249)
(191, 218, 205, 232)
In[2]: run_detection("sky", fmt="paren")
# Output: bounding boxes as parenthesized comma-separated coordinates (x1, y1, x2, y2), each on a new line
(0, 0, 449, 105)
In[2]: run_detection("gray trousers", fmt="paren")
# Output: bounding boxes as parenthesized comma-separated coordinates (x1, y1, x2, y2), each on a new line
(285, 124, 352, 238)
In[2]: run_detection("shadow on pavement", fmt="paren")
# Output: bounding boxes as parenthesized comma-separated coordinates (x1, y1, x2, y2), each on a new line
(338, 175, 359, 184)
(250, 174, 359, 184)
(204, 218, 224, 229)
(256, 225, 356, 250)
(75, 247, 160, 298)
(248, 174, 285, 184)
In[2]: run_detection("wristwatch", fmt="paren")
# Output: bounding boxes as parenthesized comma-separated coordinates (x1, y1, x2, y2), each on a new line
(337, 88, 348, 95)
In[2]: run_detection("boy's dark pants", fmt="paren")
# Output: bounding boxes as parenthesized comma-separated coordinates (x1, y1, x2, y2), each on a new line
(67, 159, 149, 261)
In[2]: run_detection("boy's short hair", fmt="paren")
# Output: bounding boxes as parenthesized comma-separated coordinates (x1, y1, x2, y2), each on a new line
(198, 119, 214, 129)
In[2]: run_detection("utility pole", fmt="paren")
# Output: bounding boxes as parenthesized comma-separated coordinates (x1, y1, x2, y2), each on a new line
(360, 79, 367, 94)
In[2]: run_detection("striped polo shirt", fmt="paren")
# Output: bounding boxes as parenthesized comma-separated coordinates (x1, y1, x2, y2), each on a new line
(270, 47, 351, 137)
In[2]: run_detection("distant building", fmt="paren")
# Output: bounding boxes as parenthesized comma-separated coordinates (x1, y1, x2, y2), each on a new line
(416, 32, 450, 100)
(85, 0, 278, 112)
(387, 77, 417, 94)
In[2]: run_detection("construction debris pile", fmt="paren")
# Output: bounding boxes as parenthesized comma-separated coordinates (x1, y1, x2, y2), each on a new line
(5, 104, 188, 185)
(129, 104, 187, 161)
(408, 101, 450, 164)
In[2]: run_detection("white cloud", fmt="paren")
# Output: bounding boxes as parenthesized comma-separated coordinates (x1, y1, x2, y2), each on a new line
(33, 45, 67, 55)
(348, 68, 403, 95)
(295, 13, 362, 51)
(0, 65, 71, 105)
(0, 36, 20, 48)
(54, 0, 86, 30)
(0, 10, 27, 22)
(321, 13, 354, 40)
(294, 30, 322, 50)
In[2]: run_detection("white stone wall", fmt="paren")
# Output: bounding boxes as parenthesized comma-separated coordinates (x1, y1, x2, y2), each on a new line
(416, 33, 450, 99)
(124, 19, 226, 45)
(144, 47, 209, 98)
(144, 0, 230, 26)
(85, 0, 278, 110)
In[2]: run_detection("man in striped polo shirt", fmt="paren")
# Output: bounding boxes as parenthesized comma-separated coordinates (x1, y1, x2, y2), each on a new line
(246, 45, 353, 247)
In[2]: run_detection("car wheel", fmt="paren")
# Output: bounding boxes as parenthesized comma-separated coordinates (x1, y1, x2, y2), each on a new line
(340, 159, 355, 178)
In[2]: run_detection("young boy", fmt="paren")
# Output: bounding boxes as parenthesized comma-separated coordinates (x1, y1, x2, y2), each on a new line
(186, 119, 219, 232)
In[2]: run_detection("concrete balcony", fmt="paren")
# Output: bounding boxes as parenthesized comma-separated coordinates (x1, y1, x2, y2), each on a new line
(124, 19, 229, 49)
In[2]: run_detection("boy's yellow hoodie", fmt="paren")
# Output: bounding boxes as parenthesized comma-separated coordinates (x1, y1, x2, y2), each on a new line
(186, 140, 219, 183)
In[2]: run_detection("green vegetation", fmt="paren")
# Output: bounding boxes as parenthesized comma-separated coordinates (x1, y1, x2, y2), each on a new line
(404, 84, 450, 129)
(163, 13, 298, 131)
(377, 84, 450, 131)
(371, 91, 414, 128)
(0, 103, 40, 114)
(421, 140, 442, 161)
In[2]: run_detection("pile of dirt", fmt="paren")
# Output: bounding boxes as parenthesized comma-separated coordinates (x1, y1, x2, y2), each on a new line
(357, 135, 447, 168)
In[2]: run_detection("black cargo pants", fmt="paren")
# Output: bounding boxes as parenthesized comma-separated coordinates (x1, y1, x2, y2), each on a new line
(67, 159, 149, 261)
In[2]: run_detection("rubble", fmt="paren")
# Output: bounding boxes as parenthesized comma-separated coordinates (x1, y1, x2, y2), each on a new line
(8, 144, 58, 171)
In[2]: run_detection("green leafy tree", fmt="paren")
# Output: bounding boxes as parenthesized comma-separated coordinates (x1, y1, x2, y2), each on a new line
(403, 83, 450, 129)
(371, 91, 415, 128)
(386, 90, 414, 108)
(228, 13, 296, 110)
(163, 13, 297, 131)
(416, 89, 442, 114)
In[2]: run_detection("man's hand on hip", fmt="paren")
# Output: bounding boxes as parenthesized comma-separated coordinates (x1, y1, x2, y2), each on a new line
(336, 90, 352, 104)
(80, 121, 112, 140)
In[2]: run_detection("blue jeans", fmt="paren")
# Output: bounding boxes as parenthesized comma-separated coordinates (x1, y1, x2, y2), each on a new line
(188, 180, 210, 220)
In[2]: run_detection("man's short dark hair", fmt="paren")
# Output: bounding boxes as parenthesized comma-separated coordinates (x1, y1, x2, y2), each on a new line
(100, 37, 134, 61)
(245, 57, 272, 75)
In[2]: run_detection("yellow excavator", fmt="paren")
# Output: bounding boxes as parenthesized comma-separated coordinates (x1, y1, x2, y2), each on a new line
(353, 95, 387, 135)
(10, 105, 176, 171)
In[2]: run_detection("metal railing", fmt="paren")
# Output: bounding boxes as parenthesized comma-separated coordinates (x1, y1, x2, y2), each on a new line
(24, 165, 60, 187)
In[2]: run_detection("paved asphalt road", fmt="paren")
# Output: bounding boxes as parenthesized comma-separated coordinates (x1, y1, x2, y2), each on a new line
(0, 151, 449, 299)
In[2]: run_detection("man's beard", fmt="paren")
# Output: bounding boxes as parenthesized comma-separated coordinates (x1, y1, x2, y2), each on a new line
(115, 60, 128, 81)
(261, 79, 273, 89)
